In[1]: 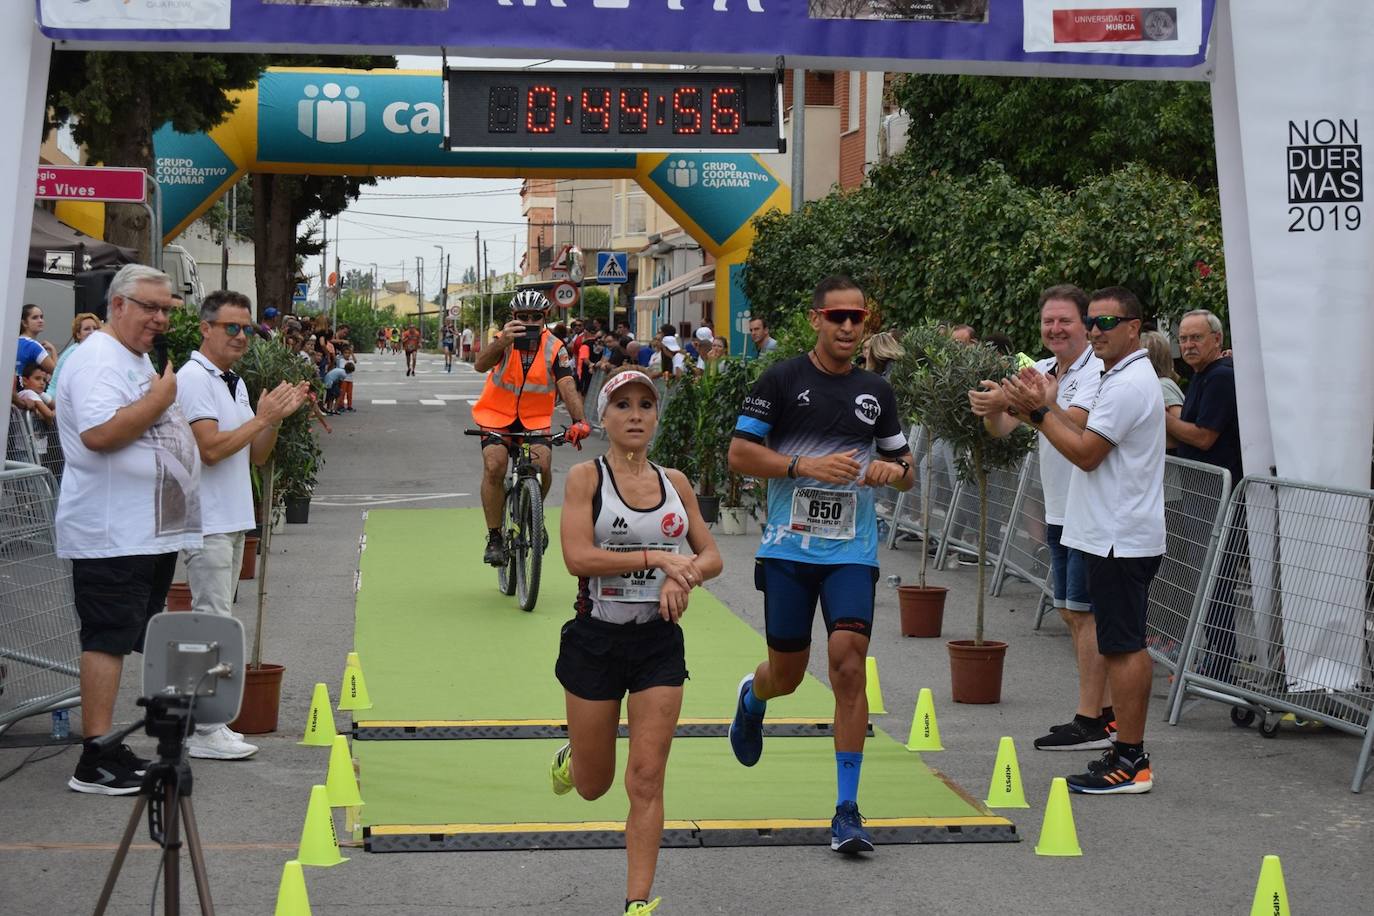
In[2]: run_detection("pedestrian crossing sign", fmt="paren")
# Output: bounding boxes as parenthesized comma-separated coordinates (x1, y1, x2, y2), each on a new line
(596, 251, 628, 284)
(293, 282, 309, 304)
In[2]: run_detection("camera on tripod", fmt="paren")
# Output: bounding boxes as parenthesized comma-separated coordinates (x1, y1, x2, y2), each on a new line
(93, 613, 247, 916)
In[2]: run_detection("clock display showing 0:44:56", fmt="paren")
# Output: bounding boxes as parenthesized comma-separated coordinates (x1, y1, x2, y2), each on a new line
(446, 68, 782, 152)
(492, 84, 743, 136)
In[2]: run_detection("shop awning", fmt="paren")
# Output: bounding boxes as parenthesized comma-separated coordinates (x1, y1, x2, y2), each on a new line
(632, 263, 712, 305)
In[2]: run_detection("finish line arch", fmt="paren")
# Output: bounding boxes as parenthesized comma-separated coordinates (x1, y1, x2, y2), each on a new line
(152, 67, 788, 352)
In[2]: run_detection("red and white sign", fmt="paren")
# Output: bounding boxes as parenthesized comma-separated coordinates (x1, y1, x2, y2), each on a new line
(35, 166, 146, 203)
(551, 281, 580, 309)
(1023, 1, 1202, 55)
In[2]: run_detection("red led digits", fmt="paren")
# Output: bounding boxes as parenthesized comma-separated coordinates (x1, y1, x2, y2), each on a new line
(581, 88, 611, 134)
(710, 87, 741, 135)
(526, 85, 556, 134)
(672, 87, 702, 134)
(619, 88, 648, 134)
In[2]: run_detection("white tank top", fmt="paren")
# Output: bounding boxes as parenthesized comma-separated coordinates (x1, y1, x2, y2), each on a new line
(576, 457, 689, 625)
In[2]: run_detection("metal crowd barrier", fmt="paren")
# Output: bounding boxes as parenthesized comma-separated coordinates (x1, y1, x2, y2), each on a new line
(886, 427, 958, 553)
(6, 407, 64, 484)
(1149, 457, 1232, 706)
(990, 451, 1055, 618)
(1168, 476, 1374, 793)
(0, 461, 80, 736)
(933, 461, 1025, 570)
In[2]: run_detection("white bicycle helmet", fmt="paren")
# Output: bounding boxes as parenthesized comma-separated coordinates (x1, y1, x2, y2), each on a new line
(510, 288, 551, 314)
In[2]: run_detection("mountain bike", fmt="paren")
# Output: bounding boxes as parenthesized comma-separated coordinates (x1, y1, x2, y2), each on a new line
(467, 428, 566, 611)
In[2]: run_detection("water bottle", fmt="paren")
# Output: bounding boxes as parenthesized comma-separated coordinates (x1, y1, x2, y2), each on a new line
(50, 708, 70, 740)
(885, 574, 902, 589)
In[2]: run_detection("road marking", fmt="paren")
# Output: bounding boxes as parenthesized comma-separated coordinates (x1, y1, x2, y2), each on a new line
(370, 399, 397, 405)
(467, 399, 480, 406)
(434, 394, 467, 400)
(313, 492, 469, 507)
(419, 399, 445, 406)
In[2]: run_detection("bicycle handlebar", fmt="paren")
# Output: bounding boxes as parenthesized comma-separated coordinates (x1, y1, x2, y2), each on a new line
(466, 428, 569, 446)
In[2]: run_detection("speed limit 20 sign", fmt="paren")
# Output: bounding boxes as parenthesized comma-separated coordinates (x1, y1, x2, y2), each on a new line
(551, 281, 579, 309)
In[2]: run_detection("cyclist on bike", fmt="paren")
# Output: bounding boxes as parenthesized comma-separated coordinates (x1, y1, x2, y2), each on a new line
(473, 288, 592, 566)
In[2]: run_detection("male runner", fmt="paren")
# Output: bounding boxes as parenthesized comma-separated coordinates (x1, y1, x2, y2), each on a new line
(727, 275, 914, 854)
(472, 289, 592, 567)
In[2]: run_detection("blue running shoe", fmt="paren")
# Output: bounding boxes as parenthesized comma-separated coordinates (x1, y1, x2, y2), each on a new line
(728, 674, 764, 767)
(830, 801, 874, 854)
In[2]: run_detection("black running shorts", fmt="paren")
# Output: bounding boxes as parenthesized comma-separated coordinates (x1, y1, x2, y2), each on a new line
(555, 615, 688, 701)
(71, 553, 178, 655)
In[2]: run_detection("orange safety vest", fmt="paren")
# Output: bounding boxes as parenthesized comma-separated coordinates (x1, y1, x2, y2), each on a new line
(472, 330, 565, 430)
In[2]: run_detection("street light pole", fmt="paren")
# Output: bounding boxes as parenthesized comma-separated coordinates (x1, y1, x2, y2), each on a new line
(434, 244, 447, 324)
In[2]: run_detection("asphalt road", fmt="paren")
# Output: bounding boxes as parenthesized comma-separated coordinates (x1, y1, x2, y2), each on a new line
(1, 350, 1370, 915)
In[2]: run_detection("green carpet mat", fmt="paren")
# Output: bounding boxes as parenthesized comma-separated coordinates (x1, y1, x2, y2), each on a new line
(356, 735, 1016, 851)
(353, 508, 842, 734)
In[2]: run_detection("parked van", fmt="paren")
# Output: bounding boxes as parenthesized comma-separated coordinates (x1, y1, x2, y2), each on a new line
(21, 244, 204, 338)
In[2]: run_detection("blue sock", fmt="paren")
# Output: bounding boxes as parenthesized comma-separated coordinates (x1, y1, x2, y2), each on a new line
(743, 683, 766, 716)
(836, 752, 863, 806)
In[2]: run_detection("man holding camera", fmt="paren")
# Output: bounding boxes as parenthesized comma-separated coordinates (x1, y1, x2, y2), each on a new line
(55, 264, 203, 795)
(472, 289, 591, 567)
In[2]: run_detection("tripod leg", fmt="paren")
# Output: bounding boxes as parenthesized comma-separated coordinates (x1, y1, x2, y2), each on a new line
(92, 796, 148, 916)
(179, 796, 216, 916)
(163, 781, 181, 916)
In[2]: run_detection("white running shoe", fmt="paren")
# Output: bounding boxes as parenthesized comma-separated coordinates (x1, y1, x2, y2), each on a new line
(186, 724, 259, 760)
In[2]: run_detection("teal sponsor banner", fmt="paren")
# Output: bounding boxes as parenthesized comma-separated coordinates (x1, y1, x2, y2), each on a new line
(258, 70, 635, 171)
(647, 154, 778, 247)
(728, 262, 751, 358)
(153, 124, 238, 238)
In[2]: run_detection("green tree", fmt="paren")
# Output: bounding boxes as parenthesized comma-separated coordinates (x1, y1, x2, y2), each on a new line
(889, 74, 1217, 191)
(45, 51, 268, 259)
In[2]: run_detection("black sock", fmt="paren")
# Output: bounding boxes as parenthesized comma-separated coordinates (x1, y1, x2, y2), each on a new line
(1115, 741, 1144, 763)
(1100, 705, 1115, 724)
(626, 901, 647, 913)
(1073, 713, 1101, 730)
(488, 528, 500, 538)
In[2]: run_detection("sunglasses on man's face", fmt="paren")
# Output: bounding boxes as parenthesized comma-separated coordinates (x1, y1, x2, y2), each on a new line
(821, 310, 867, 326)
(515, 312, 545, 323)
(207, 320, 251, 337)
(1083, 315, 1134, 332)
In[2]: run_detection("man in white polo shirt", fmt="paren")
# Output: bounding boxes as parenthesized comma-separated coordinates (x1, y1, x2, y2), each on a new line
(177, 289, 308, 760)
(1003, 286, 1165, 795)
(970, 284, 1115, 753)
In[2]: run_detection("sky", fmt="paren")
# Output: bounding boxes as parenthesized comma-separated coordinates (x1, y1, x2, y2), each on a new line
(322, 55, 615, 300)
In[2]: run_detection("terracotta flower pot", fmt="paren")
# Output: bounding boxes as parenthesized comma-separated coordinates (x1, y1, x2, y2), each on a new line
(165, 581, 193, 612)
(239, 535, 260, 580)
(897, 585, 947, 637)
(947, 639, 1008, 704)
(230, 663, 286, 735)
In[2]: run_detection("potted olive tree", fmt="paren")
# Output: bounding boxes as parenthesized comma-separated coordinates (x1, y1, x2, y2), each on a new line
(229, 338, 322, 733)
(889, 324, 949, 637)
(896, 323, 1034, 701)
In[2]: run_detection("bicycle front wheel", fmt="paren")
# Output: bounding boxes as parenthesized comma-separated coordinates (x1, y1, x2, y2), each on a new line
(515, 476, 544, 612)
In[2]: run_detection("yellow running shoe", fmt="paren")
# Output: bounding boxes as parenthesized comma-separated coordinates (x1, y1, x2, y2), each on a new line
(625, 898, 661, 914)
(550, 742, 573, 796)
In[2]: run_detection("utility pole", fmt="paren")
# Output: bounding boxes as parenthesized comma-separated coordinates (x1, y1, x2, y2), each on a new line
(442, 253, 451, 326)
(483, 239, 491, 332)
(474, 231, 483, 340)
(791, 68, 806, 213)
(416, 256, 425, 328)
(434, 244, 447, 324)
(320, 216, 328, 317)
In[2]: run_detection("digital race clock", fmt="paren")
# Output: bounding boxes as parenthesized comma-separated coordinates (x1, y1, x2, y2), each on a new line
(445, 68, 784, 154)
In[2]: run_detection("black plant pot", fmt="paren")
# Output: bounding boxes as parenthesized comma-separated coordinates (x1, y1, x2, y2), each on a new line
(697, 494, 721, 523)
(284, 496, 311, 524)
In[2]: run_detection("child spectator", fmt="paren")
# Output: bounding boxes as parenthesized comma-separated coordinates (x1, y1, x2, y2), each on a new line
(16, 361, 55, 424)
(341, 360, 356, 412)
(322, 362, 348, 414)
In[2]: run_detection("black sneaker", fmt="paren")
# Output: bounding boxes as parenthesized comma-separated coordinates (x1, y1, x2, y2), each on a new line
(483, 531, 508, 567)
(69, 743, 143, 796)
(1034, 717, 1114, 752)
(111, 743, 151, 776)
(956, 553, 981, 567)
(1066, 748, 1153, 795)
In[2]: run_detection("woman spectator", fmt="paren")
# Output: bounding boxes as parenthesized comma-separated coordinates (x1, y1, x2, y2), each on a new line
(1142, 329, 1185, 425)
(16, 304, 57, 379)
(47, 312, 101, 394)
(552, 367, 721, 916)
(861, 331, 905, 379)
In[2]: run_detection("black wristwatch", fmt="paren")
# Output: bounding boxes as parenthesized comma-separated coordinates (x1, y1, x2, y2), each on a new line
(1028, 406, 1050, 424)
(893, 458, 911, 474)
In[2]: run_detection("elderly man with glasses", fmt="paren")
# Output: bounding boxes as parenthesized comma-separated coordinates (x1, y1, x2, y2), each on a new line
(54, 264, 204, 794)
(175, 290, 308, 760)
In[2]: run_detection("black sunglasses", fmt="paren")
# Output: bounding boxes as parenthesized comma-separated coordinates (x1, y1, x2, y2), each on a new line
(1083, 315, 1135, 331)
(821, 310, 867, 326)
